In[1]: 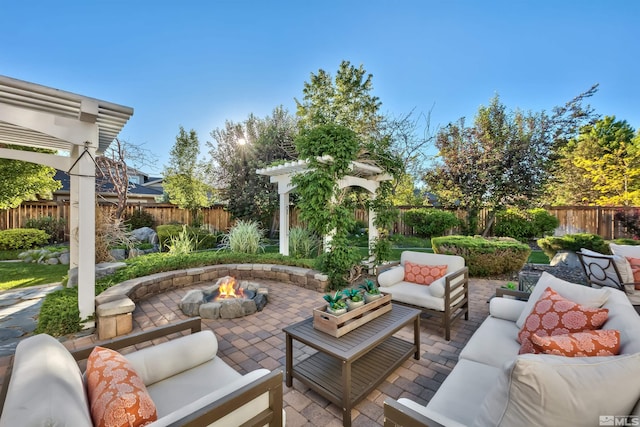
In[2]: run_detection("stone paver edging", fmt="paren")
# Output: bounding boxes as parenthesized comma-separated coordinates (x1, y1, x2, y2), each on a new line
(94, 264, 329, 339)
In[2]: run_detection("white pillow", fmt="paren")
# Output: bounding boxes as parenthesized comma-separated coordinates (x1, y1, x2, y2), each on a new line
(610, 243, 640, 283)
(473, 353, 640, 427)
(515, 272, 610, 329)
(581, 247, 632, 283)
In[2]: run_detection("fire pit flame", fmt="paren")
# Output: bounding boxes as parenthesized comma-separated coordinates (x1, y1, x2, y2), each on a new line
(216, 277, 244, 300)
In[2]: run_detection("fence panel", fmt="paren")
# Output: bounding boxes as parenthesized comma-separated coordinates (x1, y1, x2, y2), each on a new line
(2, 202, 639, 241)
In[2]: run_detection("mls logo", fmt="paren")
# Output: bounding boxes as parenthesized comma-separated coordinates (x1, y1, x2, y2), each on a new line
(600, 416, 615, 426)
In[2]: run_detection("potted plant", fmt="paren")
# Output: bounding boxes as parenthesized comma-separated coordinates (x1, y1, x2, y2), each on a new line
(359, 279, 382, 303)
(323, 291, 347, 316)
(342, 288, 365, 311)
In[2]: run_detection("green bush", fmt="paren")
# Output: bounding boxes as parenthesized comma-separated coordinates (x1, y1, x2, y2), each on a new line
(314, 236, 363, 290)
(494, 208, 559, 241)
(24, 216, 66, 244)
(403, 209, 460, 237)
(124, 209, 156, 230)
(0, 228, 50, 250)
(220, 220, 264, 254)
(432, 235, 531, 277)
(537, 233, 609, 259)
(157, 224, 218, 252)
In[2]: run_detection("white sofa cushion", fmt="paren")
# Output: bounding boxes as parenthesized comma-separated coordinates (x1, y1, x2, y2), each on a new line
(515, 272, 610, 329)
(610, 243, 640, 284)
(425, 359, 502, 426)
(377, 265, 404, 287)
(125, 330, 218, 386)
(474, 353, 640, 426)
(458, 316, 522, 368)
(489, 297, 526, 322)
(378, 281, 445, 311)
(147, 369, 272, 427)
(0, 334, 93, 427)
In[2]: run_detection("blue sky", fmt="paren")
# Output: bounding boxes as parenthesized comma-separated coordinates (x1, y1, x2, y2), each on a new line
(1, 0, 638, 175)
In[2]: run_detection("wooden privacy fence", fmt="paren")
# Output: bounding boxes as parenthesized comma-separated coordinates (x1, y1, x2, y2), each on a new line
(1, 202, 638, 241)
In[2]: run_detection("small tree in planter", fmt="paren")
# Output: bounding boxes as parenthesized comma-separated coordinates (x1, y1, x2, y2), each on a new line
(342, 288, 364, 311)
(359, 279, 382, 303)
(323, 291, 347, 315)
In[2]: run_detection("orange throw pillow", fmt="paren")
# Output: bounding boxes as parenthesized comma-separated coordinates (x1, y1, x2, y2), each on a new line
(86, 346, 157, 427)
(531, 330, 621, 357)
(517, 287, 609, 354)
(625, 256, 640, 289)
(404, 261, 447, 285)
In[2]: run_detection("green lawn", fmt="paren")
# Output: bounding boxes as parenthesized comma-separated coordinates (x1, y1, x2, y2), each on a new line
(0, 262, 67, 291)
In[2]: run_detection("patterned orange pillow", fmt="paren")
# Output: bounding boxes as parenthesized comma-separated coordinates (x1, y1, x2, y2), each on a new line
(404, 261, 448, 285)
(531, 330, 621, 357)
(517, 287, 609, 354)
(86, 346, 157, 427)
(625, 257, 640, 289)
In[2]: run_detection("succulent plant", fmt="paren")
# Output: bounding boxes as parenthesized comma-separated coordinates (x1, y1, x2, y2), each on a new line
(342, 288, 363, 302)
(359, 279, 380, 295)
(323, 291, 347, 309)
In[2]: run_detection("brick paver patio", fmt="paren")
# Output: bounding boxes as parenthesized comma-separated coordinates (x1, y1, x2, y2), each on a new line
(0, 277, 504, 426)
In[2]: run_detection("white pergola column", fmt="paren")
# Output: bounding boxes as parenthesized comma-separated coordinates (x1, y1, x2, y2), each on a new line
(69, 173, 79, 270)
(70, 143, 97, 326)
(279, 192, 290, 256)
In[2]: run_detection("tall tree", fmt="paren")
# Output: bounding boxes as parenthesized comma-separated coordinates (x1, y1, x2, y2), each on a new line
(0, 144, 61, 209)
(207, 107, 298, 230)
(551, 116, 640, 206)
(163, 127, 212, 225)
(425, 89, 598, 235)
(96, 138, 157, 219)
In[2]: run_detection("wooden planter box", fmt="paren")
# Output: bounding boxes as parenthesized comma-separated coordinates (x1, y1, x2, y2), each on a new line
(312, 293, 392, 337)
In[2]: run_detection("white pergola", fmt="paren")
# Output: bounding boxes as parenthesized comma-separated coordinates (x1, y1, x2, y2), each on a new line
(0, 75, 133, 326)
(257, 156, 392, 257)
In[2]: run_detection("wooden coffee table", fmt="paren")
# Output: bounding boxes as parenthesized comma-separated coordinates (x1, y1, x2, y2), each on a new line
(283, 304, 421, 427)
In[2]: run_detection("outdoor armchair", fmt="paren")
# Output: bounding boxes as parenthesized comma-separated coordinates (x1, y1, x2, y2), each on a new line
(377, 251, 469, 340)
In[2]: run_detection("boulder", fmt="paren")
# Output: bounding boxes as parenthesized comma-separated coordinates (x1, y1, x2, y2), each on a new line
(180, 290, 205, 317)
(130, 227, 159, 245)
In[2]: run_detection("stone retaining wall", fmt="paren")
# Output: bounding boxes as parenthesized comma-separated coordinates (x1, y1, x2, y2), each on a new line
(94, 264, 328, 339)
(96, 264, 329, 306)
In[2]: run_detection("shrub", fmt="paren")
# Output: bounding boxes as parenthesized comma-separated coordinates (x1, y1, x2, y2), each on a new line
(314, 236, 363, 290)
(220, 220, 264, 254)
(537, 233, 609, 259)
(24, 216, 66, 244)
(494, 208, 559, 241)
(167, 225, 197, 255)
(157, 224, 218, 252)
(0, 228, 50, 250)
(431, 235, 531, 277)
(404, 209, 460, 237)
(124, 209, 156, 230)
(289, 227, 320, 259)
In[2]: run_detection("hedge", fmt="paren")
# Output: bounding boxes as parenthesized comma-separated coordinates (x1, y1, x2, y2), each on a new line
(536, 233, 609, 259)
(431, 235, 531, 277)
(0, 228, 50, 250)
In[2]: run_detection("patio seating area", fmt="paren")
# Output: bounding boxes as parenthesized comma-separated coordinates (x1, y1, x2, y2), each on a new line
(3, 277, 500, 426)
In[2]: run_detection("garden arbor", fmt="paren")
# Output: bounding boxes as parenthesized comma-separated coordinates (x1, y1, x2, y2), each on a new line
(0, 75, 133, 326)
(257, 156, 392, 256)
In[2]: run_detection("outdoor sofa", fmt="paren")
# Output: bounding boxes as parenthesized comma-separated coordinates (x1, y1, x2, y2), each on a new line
(0, 318, 284, 427)
(384, 272, 640, 426)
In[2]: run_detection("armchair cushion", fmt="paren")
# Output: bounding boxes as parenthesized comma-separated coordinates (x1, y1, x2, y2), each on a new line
(377, 265, 404, 287)
(474, 353, 640, 427)
(403, 261, 447, 285)
(86, 346, 157, 427)
(489, 297, 526, 322)
(515, 272, 610, 329)
(0, 334, 93, 427)
(580, 247, 631, 284)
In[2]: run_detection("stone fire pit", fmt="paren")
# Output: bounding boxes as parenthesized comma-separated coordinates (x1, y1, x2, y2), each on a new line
(179, 276, 268, 319)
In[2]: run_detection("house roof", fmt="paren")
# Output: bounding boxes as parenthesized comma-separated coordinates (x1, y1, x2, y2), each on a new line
(53, 169, 164, 197)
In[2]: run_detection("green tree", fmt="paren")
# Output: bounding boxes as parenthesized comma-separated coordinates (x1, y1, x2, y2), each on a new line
(163, 127, 212, 225)
(552, 116, 640, 206)
(0, 144, 61, 209)
(425, 88, 597, 235)
(207, 107, 298, 231)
